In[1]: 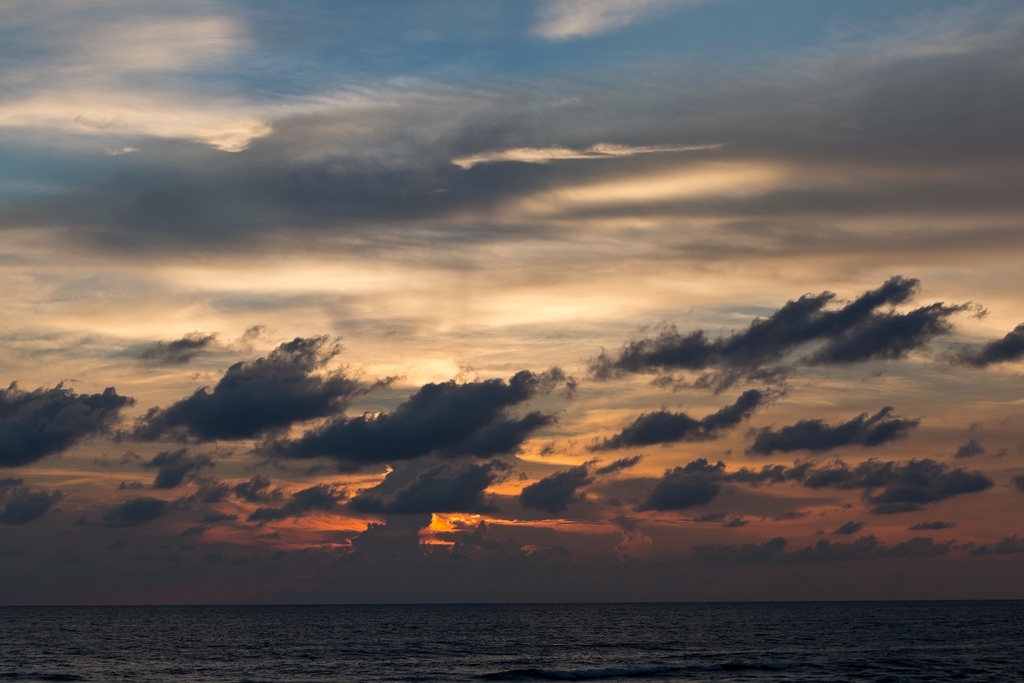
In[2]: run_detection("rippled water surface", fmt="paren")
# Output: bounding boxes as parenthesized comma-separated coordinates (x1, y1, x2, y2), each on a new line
(2, 602, 1022, 682)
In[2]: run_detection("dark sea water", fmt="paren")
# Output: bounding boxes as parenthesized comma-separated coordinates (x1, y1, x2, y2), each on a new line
(1, 602, 1022, 682)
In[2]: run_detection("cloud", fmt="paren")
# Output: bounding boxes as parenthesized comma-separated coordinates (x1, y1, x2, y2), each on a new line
(590, 389, 766, 451)
(949, 323, 1024, 368)
(729, 458, 993, 513)
(2, 7, 1023, 260)
(199, 512, 237, 524)
(787, 536, 953, 563)
(130, 336, 361, 442)
(590, 277, 970, 387)
(351, 461, 510, 515)
(102, 497, 168, 527)
(689, 536, 789, 565)
(247, 483, 347, 522)
(0, 483, 63, 525)
(519, 464, 593, 514)
(0, 6, 259, 151)
(832, 521, 865, 535)
(452, 143, 719, 169)
(532, 0, 704, 40)
(966, 535, 1024, 556)
(142, 448, 214, 489)
(638, 459, 725, 511)
(1012, 475, 1024, 493)
(773, 510, 809, 521)
(232, 475, 282, 503)
(909, 521, 955, 530)
(953, 439, 985, 459)
(796, 458, 993, 515)
(692, 512, 724, 523)
(806, 302, 972, 366)
(631, 456, 992, 514)
(188, 479, 231, 504)
(747, 407, 919, 456)
(690, 535, 953, 567)
(692, 509, 749, 528)
(268, 369, 568, 470)
(138, 333, 217, 365)
(0, 382, 134, 467)
(594, 455, 644, 475)
(518, 456, 646, 513)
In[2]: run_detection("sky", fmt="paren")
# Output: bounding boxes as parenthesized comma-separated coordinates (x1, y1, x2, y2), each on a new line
(1, 0, 1023, 604)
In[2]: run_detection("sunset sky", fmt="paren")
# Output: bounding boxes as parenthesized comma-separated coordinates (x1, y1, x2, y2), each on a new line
(2, 0, 1024, 604)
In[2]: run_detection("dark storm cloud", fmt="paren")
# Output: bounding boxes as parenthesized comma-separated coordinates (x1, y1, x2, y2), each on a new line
(142, 449, 214, 489)
(102, 497, 168, 527)
(594, 455, 644, 475)
(590, 389, 766, 451)
(591, 278, 970, 386)
(0, 483, 63, 526)
(1012, 475, 1024, 493)
(949, 323, 1024, 368)
(909, 521, 955, 531)
(832, 521, 865, 535)
(518, 464, 593, 514)
(138, 333, 217, 365)
(0, 382, 133, 467)
(351, 461, 510, 515)
(130, 337, 361, 442)
(746, 407, 919, 456)
(953, 439, 985, 459)
(267, 369, 568, 470)
(247, 484, 346, 522)
(638, 459, 725, 511)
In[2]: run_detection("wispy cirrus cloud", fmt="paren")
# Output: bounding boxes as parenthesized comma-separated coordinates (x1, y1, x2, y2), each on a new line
(451, 143, 719, 169)
(0, 4, 262, 151)
(533, 0, 710, 40)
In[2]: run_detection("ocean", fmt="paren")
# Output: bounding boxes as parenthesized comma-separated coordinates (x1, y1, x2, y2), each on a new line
(1, 602, 1022, 682)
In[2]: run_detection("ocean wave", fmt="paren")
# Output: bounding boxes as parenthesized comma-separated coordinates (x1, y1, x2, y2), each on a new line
(482, 665, 675, 680)
(699, 662, 797, 671)
(483, 662, 799, 680)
